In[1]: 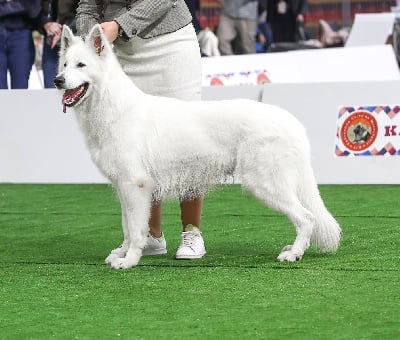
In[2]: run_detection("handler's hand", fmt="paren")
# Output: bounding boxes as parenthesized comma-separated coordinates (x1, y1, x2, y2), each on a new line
(100, 21, 119, 43)
(44, 22, 62, 48)
(44, 22, 62, 36)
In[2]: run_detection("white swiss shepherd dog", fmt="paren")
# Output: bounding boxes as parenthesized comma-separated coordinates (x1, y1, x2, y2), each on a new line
(55, 25, 341, 269)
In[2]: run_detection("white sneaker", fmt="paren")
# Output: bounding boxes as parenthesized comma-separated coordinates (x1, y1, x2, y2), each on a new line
(142, 233, 167, 256)
(175, 226, 206, 259)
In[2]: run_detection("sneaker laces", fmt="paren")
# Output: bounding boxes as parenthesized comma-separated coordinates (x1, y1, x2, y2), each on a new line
(181, 231, 199, 247)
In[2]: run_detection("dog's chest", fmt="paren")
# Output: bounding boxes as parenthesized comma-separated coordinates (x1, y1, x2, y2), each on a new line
(77, 114, 120, 172)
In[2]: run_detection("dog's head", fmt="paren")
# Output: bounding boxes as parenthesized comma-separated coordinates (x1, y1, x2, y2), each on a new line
(54, 24, 113, 112)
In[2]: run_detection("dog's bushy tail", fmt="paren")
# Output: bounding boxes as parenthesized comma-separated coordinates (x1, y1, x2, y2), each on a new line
(299, 164, 342, 253)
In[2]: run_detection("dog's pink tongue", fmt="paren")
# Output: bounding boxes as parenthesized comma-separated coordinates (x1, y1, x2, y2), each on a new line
(62, 92, 67, 113)
(62, 89, 73, 113)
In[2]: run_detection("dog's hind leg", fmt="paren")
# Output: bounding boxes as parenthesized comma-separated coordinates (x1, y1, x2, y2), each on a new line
(241, 161, 315, 262)
(275, 202, 315, 262)
(107, 178, 153, 269)
(252, 184, 315, 262)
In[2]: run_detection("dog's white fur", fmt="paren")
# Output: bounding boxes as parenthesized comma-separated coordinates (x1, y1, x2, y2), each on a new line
(56, 25, 341, 269)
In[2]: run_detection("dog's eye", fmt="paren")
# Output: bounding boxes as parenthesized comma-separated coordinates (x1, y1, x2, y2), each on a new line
(77, 62, 86, 68)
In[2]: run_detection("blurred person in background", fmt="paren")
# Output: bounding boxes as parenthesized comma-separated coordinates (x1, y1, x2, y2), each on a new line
(216, 0, 259, 55)
(256, 0, 273, 52)
(186, 0, 220, 56)
(0, 0, 41, 89)
(267, 0, 308, 43)
(39, 0, 79, 88)
(184, 0, 201, 33)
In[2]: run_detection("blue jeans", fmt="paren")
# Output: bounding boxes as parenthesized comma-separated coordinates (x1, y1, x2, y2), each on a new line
(0, 26, 35, 89)
(42, 38, 60, 89)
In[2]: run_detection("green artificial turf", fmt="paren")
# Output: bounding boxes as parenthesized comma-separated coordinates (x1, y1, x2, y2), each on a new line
(0, 184, 399, 339)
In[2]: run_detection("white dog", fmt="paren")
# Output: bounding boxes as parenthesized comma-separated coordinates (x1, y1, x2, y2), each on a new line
(55, 25, 341, 269)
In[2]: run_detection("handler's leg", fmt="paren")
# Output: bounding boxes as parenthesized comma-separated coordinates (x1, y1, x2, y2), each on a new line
(176, 196, 206, 260)
(142, 202, 168, 256)
(180, 196, 203, 229)
(149, 202, 163, 237)
(144, 197, 206, 259)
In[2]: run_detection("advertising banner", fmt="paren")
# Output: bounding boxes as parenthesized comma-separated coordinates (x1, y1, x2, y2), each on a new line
(335, 105, 400, 156)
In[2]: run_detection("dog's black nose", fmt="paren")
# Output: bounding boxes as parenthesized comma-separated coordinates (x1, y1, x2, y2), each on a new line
(54, 76, 65, 89)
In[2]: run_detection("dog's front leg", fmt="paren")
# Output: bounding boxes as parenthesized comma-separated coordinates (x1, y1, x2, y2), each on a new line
(108, 179, 152, 269)
(105, 190, 130, 265)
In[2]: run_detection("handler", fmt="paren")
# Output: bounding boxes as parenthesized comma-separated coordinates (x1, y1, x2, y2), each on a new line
(76, 0, 206, 259)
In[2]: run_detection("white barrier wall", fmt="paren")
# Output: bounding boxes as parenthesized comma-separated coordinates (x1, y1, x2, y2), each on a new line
(0, 90, 107, 183)
(345, 13, 396, 47)
(201, 45, 400, 86)
(1, 81, 400, 184)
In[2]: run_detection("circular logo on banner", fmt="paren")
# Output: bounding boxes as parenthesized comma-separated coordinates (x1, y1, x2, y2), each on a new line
(340, 110, 378, 152)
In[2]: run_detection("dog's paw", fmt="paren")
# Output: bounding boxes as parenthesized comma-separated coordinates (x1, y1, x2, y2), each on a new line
(108, 256, 139, 269)
(108, 249, 142, 269)
(108, 257, 133, 269)
(105, 244, 129, 265)
(277, 245, 303, 262)
(105, 253, 119, 265)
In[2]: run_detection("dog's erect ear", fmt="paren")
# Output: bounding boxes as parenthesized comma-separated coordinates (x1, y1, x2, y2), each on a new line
(86, 24, 111, 57)
(60, 25, 75, 56)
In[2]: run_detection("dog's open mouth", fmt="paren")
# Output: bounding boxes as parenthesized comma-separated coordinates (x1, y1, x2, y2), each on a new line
(62, 83, 89, 113)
